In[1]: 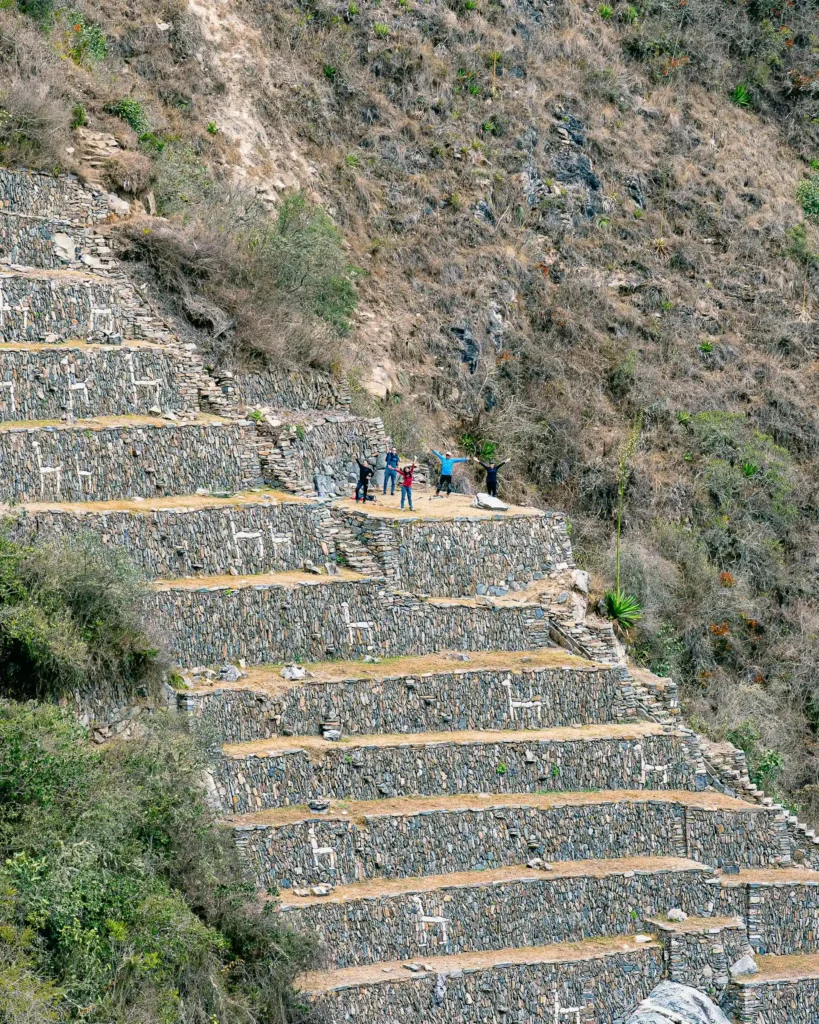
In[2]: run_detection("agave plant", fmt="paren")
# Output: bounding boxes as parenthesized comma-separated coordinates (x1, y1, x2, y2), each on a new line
(604, 589, 643, 631)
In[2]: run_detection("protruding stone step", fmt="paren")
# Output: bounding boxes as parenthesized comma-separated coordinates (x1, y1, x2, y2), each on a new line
(181, 649, 635, 743)
(646, 914, 748, 999)
(276, 857, 717, 969)
(335, 502, 574, 597)
(10, 489, 338, 579)
(228, 790, 784, 890)
(0, 343, 199, 421)
(299, 936, 664, 1024)
(718, 867, 819, 956)
(726, 951, 819, 1024)
(0, 270, 174, 344)
(149, 574, 555, 669)
(0, 416, 262, 503)
(213, 723, 700, 813)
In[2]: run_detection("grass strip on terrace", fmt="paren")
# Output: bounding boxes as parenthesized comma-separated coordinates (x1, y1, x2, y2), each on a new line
(275, 855, 708, 908)
(223, 721, 668, 758)
(297, 935, 661, 993)
(226, 788, 765, 827)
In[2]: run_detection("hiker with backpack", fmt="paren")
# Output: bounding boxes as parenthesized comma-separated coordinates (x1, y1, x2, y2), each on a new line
(383, 446, 400, 495)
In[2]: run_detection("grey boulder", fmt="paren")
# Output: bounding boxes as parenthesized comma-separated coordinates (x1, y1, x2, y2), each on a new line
(627, 982, 732, 1024)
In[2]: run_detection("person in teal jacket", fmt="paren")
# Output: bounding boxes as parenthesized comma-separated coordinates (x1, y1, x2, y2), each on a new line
(432, 449, 468, 496)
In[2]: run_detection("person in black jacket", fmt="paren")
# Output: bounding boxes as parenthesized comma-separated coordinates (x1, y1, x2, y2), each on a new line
(355, 457, 374, 502)
(474, 456, 510, 497)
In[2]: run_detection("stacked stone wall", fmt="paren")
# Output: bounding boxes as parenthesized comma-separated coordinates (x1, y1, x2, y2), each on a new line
(150, 581, 549, 667)
(213, 366, 350, 411)
(281, 866, 715, 969)
(0, 422, 262, 503)
(305, 946, 664, 1024)
(0, 169, 110, 222)
(213, 732, 697, 812)
(746, 880, 819, 955)
(186, 664, 634, 742)
(235, 800, 783, 890)
(338, 509, 574, 597)
(684, 806, 785, 870)
(658, 921, 748, 998)
(0, 218, 116, 272)
(728, 976, 819, 1024)
(0, 273, 173, 344)
(12, 500, 332, 578)
(0, 346, 198, 421)
(258, 416, 387, 496)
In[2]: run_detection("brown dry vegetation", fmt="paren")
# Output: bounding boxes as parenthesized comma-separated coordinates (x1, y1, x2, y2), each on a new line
(2, 0, 819, 816)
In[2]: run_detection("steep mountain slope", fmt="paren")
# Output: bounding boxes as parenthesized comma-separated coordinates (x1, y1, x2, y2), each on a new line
(1, 0, 818, 815)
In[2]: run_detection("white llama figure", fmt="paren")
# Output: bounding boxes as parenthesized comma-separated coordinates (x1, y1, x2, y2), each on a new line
(126, 352, 162, 406)
(411, 895, 449, 948)
(33, 441, 62, 498)
(341, 601, 374, 646)
(501, 675, 543, 724)
(307, 825, 337, 871)
(635, 742, 670, 786)
(0, 380, 15, 415)
(552, 987, 582, 1024)
(230, 519, 265, 562)
(67, 380, 89, 413)
(75, 459, 93, 494)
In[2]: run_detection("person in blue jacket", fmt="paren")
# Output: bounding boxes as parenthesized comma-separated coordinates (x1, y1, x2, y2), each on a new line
(383, 446, 400, 495)
(432, 449, 468, 496)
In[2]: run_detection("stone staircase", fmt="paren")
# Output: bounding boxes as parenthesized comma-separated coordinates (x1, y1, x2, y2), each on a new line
(3, 167, 818, 1024)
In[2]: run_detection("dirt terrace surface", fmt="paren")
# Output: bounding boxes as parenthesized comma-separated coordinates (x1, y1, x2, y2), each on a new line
(223, 721, 666, 759)
(646, 915, 745, 934)
(227, 788, 763, 827)
(188, 648, 599, 695)
(333, 486, 545, 521)
(276, 855, 707, 908)
(0, 412, 228, 431)
(297, 935, 662, 993)
(719, 867, 819, 885)
(19, 488, 304, 515)
(151, 567, 364, 591)
(734, 952, 819, 983)
(0, 338, 166, 351)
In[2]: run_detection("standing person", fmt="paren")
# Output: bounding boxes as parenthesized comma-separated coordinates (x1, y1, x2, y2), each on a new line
(474, 456, 511, 498)
(383, 446, 400, 496)
(432, 449, 468, 497)
(355, 456, 374, 503)
(397, 461, 416, 510)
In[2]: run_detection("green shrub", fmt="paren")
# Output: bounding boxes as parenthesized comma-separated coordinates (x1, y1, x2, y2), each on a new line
(0, 532, 166, 702)
(14, 0, 54, 22)
(105, 97, 149, 136)
(63, 11, 107, 64)
(603, 589, 643, 630)
(797, 174, 819, 222)
(599, 3, 614, 17)
(730, 83, 751, 108)
(373, 21, 389, 37)
(0, 704, 315, 1023)
(70, 102, 86, 128)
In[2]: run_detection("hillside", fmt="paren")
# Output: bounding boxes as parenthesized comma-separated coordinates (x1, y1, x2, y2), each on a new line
(1, 0, 818, 819)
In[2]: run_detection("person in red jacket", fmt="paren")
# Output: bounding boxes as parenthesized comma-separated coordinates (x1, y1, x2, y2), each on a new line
(397, 462, 416, 510)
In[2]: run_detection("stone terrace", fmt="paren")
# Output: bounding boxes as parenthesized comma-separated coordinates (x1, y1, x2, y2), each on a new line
(3, 167, 818, 1024)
